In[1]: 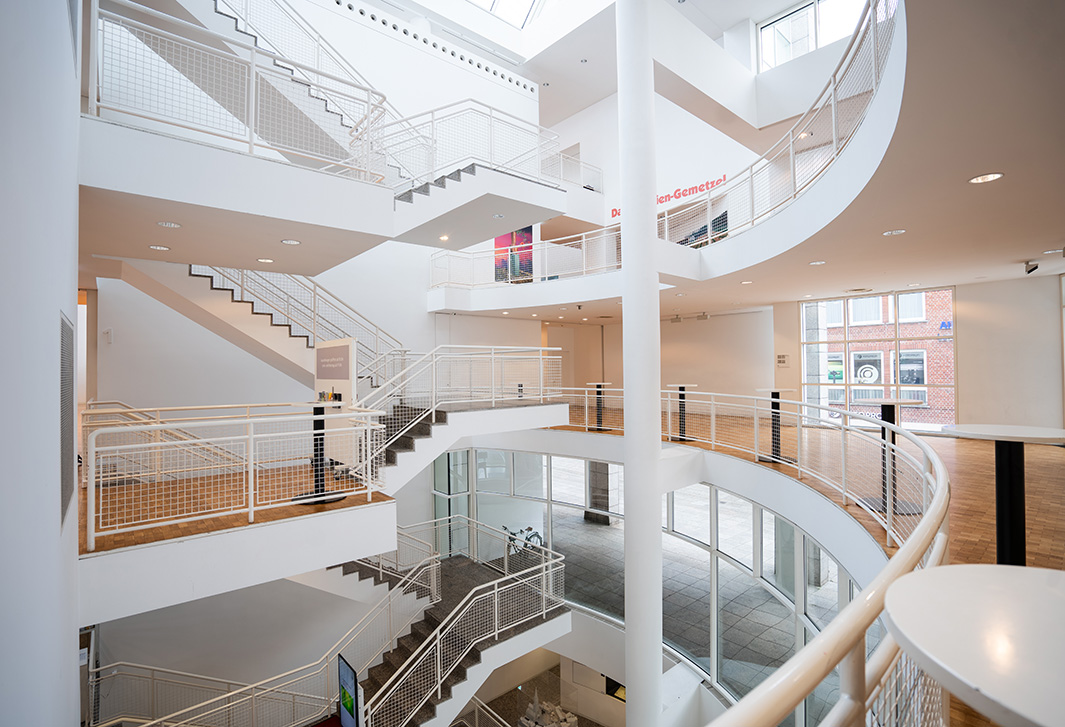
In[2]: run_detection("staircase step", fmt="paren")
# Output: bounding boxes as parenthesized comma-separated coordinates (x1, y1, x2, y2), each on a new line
(396, 189, 415, 204)
(446, 169, 463, 182)
(413, 182, 431, 196)
(431, 175, 448, 188)
(462, 164, 477, 175)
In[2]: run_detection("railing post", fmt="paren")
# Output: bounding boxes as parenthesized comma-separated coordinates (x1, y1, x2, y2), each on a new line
(665, 393, 673, 441)
(710, 394, 716, 450)
(247, 420, 255, 523)
(748, 170, 755, 224)
(87, 433, 97, 552)
(247, 48, 257, 154)
(841, 424, 849, 505)
(796, 409, 804, 478)
(831, 76, 840, 155)
(753, 399, 760, 460)
(88, 0, 100, 117)
(870, 3, 880, 91)
(539, 351, 545, 403)
(838, 640, 866, 727)
(491, 348, 497, 406)
(541, 561, 547, 615)
(789, 130, 797, 198)
(494, 581, 501, 638)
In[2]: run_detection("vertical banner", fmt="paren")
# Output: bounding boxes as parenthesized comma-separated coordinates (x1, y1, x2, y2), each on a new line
(337, 654, 363, 727)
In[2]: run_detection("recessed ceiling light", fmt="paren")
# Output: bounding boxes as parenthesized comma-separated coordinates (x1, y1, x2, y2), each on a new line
(148, 245, 170, 251)
(907, 283, 921, 287)
(582, 317, 588, 321)
(532, 313, 538, 317)
(741, 280, 753, 285)
(675, 293, 684, 297)
(257, 258, 274, 263)
(439, 235, 449, 242)
(809, 260, 826, 266)
(502, 311, 509, 315)
(156, 221, 181, 229)
(281, 239, 301, 246)
(845, 288, 872, 294)
(542, 82, 550, 86)
(558, 316, 564, 319)
(802, 294, 813, 298)
(882, 229, 906, 236)
(1043, 249, 1063, 255)
(798, 131, 812, 139)
(968, 172, 1004, 184)
(580, 59, 588, 63)
(492, 214, 505, 219)
(560, 307, 568, 310)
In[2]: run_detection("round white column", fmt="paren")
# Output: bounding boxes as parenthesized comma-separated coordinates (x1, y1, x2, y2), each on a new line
(616, 0, 663, 723)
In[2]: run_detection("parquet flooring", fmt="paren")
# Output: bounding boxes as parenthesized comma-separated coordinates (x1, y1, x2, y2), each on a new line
(553, 414, 1065, 727)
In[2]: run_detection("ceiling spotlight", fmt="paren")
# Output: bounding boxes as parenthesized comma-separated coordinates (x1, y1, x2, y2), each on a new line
(582, 317, 588, 321)
(502, 311, 509, 315)
(580, 59, 588, 63)
(148, 245, 170, 251)
(803, 294, 813, 298)
(156, 221, 181, 229)
(968, 172, 1004, 184)
(670, 316, 682, 323)
(1043, 249, 1063, 255)
(675, 293, 685, 297)
(908, 283, 921, 287)
(882, 229, 906, 236)
(257, 258, 274, 264)
(1025, 261, 1039, 275)
(696, 313, 708, 320)
(542, 82, 550, 87)
(532, 313, 538, 317)
(281, 239, 301, 246)
(560, 307, 568, 310)
(492, 214, 505, 219)
(798, 131, 812, 139)
(741, 280, 753, 285)
(809, 260, 826, 266)
(558, 316, 564, 319)
(439, 235, 449, 242)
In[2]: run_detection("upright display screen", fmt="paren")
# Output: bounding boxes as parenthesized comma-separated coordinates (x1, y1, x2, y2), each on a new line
(338, 654, 362, 727)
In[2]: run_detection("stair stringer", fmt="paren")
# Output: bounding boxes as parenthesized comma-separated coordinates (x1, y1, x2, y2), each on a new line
(379, 403, 570, 497)
(116, 258, 314, 386)
(417, 611, 573, 727)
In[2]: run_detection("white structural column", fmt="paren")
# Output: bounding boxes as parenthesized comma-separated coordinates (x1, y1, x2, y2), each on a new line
(617, 0, 663, 724)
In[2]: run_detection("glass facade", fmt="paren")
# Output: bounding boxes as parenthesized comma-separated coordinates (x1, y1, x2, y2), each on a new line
(432, 448, 861, 721)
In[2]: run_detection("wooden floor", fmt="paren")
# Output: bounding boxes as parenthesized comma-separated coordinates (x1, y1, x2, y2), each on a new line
(553, 419, 1065, 727)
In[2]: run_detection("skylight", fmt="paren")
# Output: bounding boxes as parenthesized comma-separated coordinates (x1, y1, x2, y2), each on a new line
(464, 0, 540, 29)
(759, 0, 864, 72)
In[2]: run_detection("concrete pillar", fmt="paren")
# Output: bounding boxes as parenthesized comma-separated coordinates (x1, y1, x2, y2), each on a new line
(586, 461, 611, 524)
(617, 0, 663, 722)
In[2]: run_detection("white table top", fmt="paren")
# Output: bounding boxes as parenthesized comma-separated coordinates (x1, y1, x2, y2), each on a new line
(586, 382, 614, 386)
(884, 565, 1065, 727)
(853, 398, 924, 407)
(666, 384, 699, 388)
(755, 388, 797, 393)
(941, 424, 1065, 444)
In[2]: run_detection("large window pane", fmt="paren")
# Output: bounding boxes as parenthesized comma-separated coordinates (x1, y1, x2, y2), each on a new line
(898, 288, 954, 339)
(717, 557, 795, 700)
(673, 484, 711, 545)
(476, 450, 509, 493)
(717, 490, 754, 569)
(550, 503, 624, 619)
(805, 537, 840, 629)
(847, 294, 894, 339)
(550, 456, 585, 506)
(762, 511, 796, 601)
(817, 0, 863, 45)
(513, 452, 546, 499)
(663, 535, 712, 669)
(476, 493, 545, 561)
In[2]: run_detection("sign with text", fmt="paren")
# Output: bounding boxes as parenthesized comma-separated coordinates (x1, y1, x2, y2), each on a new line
(316, 345, 350, 381)
(611, 174, 726, 218)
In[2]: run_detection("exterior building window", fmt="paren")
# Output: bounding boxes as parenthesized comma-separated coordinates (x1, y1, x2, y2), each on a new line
(801, 288, 956, 429)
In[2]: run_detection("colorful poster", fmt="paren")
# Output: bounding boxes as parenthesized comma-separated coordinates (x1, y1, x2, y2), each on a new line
(494, 226, 533, 283)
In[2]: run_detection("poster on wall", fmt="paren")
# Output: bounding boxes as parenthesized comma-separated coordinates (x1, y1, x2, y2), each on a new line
(316, 344, 350, 381)
(494, 226, 533, 283)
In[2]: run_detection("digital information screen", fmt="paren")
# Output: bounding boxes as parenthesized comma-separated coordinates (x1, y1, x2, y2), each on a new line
(338, 654, 363, 727)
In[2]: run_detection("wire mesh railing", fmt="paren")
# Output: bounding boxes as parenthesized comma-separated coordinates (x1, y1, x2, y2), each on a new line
(429, 226, 621, 289)
(358, 346, 562, 466)
(556, 386, 949, 727)
(92, 0, 389, 181)
(90, 532, 440, 727)
(376, 99, 562, 192)
(188, 265, 403, 370)
(450, 696, 511, 727)
(365, 516, 566, 727)
(426, 0, 900, 291)
(85, 409, 385, 551)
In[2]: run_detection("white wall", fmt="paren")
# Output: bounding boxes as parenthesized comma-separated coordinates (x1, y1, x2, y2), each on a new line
(955, 276, 1064, 427)
(316, 241, 439, 352)
(0, 1, 81, 722)
(435, 312, 542, 348)
(296, 0, 539, 120)
(96, 278, 311, 407)
(474, 648, 561, 704)
(549, 94, 759, 217)
(593, 309, 775, 393)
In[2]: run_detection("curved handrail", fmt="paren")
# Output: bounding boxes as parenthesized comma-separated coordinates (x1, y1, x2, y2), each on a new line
(428, 0, 900, 290)
(556, 386, 949, 725)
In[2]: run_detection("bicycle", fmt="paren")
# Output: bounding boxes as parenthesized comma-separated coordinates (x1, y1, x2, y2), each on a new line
(500, 525, 543, 555)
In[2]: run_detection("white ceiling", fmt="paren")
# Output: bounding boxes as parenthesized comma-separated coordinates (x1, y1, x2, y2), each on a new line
(461, 0, 1065, 325)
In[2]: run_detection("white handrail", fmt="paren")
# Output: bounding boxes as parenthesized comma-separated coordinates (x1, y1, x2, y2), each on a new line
(429, 0, 899, 290)
(93, 537, 441, 727)
(93, 1, 389, 181)
(556, 386, 949, 726)
(85, 410, 385, 551)
(189, 265, 403, 363)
